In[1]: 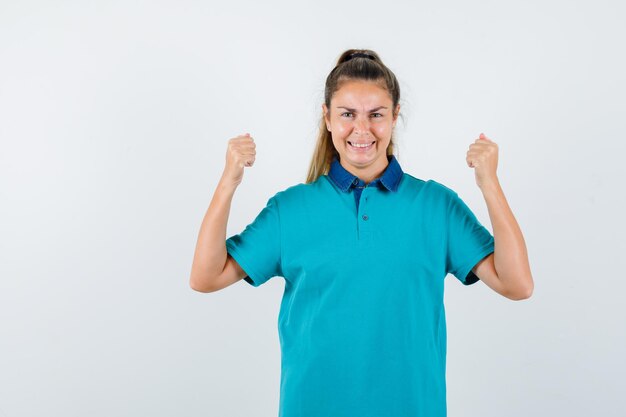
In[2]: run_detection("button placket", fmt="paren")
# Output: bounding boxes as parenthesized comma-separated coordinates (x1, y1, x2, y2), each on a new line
(358, 188, 373, 240)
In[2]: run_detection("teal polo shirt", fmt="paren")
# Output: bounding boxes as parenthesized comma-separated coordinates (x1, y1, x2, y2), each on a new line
(225, 154, 495, 417)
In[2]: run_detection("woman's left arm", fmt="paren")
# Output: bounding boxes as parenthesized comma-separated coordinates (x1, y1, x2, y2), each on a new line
(467, 133, 534, 300)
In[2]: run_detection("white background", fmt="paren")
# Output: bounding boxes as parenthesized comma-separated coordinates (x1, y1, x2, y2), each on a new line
(1, 0, 624, 416)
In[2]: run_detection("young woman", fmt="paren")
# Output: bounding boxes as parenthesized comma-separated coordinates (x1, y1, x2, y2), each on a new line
(190, 49, 533, 417)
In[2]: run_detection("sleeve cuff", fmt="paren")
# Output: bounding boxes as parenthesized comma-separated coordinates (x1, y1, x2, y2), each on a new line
(225, 242, 264, 287)
(456, 243, 495, 286)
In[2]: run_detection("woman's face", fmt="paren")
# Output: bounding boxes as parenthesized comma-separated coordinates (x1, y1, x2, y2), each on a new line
(323, 79, 399, 179)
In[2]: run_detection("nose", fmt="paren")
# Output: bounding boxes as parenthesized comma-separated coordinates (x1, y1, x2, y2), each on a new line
(353, 116, 370, 135)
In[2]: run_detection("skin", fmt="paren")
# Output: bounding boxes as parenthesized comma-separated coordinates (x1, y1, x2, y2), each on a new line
(467, 133, 534, 300)
(322, 80, 400, 184)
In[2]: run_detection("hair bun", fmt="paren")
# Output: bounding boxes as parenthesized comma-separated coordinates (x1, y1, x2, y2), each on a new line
(344, 52, 376, 62)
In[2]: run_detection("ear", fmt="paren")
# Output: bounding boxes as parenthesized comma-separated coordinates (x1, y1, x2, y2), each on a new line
(322, 103, 331, 131)
(392, 104, 400, 127)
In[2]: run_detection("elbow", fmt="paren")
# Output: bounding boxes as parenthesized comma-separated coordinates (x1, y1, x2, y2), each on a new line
(509, 289, 532, 301)
(507, 280, 534, 301)
(189, 275, 216, 293)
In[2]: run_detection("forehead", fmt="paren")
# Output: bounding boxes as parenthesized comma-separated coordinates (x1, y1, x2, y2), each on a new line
(332, 80, 392, 106)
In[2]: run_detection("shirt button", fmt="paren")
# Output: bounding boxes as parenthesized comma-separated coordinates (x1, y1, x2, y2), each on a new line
(362, 214, 369, 221)
(353, 179, 358, 185)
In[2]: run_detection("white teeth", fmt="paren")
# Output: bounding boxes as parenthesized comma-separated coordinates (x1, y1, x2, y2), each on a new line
(349, 141, 375, 148)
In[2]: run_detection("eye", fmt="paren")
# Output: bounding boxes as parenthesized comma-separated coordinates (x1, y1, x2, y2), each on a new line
(371, 113, 383, 118)
(341, 112, 353, 117)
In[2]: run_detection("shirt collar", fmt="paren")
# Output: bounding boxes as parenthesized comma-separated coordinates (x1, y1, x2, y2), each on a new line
(327, 154, 403, 192)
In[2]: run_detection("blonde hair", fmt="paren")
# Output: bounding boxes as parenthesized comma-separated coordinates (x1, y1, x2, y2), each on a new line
(305, 49, 402, 184)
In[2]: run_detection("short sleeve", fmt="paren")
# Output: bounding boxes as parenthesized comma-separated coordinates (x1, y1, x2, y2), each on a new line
(225, 195, 283, 287)
(445, 191, 495, 285)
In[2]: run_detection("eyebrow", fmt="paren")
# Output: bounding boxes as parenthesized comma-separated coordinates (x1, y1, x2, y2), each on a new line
(336, 106, 388, 112)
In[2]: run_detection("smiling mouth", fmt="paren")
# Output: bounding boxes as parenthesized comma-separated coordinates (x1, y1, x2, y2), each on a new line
(348, 141, 376, 148)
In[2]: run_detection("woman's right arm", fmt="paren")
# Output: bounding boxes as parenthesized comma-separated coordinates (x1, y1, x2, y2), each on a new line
(189, 134, 256, 293)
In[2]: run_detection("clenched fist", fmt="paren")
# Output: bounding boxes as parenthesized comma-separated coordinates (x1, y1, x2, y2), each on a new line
(221, 133, 256, 187)
(466, 132, 499, 190)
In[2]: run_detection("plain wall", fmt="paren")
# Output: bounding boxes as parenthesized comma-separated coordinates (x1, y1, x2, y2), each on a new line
(1, 0, 624, 416)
